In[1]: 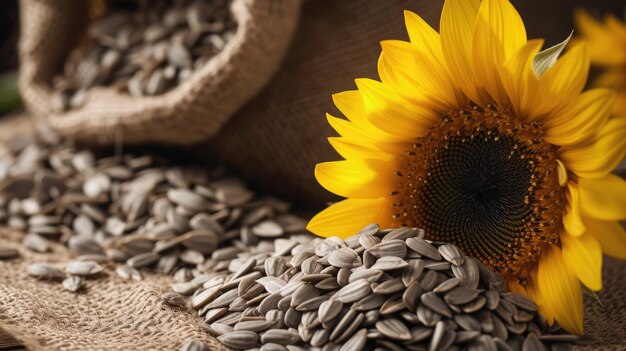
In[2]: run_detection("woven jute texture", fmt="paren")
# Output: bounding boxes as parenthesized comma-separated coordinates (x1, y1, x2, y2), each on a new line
(0, 229, 230, 351)
(0, 115, 625, 350)
(18, 0, 300, 145)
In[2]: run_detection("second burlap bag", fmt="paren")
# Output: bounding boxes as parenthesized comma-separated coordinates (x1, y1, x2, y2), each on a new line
(18, 0, 300, 145)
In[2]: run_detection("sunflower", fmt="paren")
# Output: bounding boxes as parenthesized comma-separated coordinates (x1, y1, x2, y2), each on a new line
(575, 9, 626, 117)
(307, 0, 626, 335)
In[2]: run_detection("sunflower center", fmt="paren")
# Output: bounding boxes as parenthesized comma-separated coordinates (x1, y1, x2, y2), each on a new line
(393, 107, 564, 283)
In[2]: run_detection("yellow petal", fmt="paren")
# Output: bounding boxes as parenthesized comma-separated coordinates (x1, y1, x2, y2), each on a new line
(356, 78, 437, 138)
(472, 0, 526, 107)
(332, 90, 366, 124)
(537, 245, 584, 335)
(561, 231, 603, 291)
(526, 267, 555, 324)
(326, 113, 400, 145)
(543, 89, 615, 147)
(307, 197, 393, 238)
(315, 159, 397, 199)
(404, 10, 444, 61)
(379, 40, 459, 111)
(560, 117, 626, 179)
(583, 216, 626, 260)
(556, 159, 568, 187)
(578, 174, 626, 221)
(497, 39, 544, 120)
(327, 137, 394, 162)
(575, 10, 626, 66)
(563, 182, 585, 237)
(440, 0, 485, 104)
(537, 43, 590, 116)
(605, 14, 626, 39)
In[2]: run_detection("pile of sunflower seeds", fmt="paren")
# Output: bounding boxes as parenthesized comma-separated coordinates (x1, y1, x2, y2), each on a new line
(0, 124, 306, 293)
(170, 224, 578, 351)
(51, 0, 236, 111)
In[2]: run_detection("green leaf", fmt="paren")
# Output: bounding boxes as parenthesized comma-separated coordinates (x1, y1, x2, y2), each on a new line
(532, 31, 573, 77)
(0, 70, 21, 114)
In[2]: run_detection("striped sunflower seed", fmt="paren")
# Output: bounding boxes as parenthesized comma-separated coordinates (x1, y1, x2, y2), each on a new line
(66, 260, 104, 276)
(406, 238, 442, 260)
(445, 286, 481, 305)
(367, 240, 407, 258)
(332, 279, 371, 303)
(179, 339, 209, 351)
(218, 331, 259, 350)
(27, 263, 65, 280)
(0, 247, 19, 260)
(375, 319, 411, 341)
(370, 256, 409, 271)
(438, 244, 465, 266)
(62, 276, 83, 292)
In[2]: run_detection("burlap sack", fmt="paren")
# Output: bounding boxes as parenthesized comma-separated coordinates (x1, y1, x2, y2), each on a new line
(0, 115, 625, 350)
(18, 0, 300, 145)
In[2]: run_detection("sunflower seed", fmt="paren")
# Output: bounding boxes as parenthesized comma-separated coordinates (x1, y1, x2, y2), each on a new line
(261, 329, 300, 345)
(433, 277, 460, 293)
(23, 233, 49, 253)
(502, 292, 537, 312)
(291, 284, 321, 307)
(27, 263, 65, 279)
(368, 240, 407, 258)
(235, 320, 275, 332)
(332, 279, 371, 303)
(218, 331, 259, 350)
(406, 238, 441, 260)
(66, 260, 104, 276)
(252, 220, 284, 238)
(339, 328, 367, 351)
(192, 286, 221, 309)
(523, 333, 546, 351)
(383, 227, 421, 242)
(428, 320, 446, 351)
(371, 256, 409, 271)
(62, 276, 83, 292)
(438, 244, 465, 266)
(328, 247, 360, 268)
(116, 264, 142, 281)
(0, 247, 19, 260)
(257, 277, 287, 294)
(372, 277, 404, 295)
(162, 292, 187, 308)
(318, 300, 343, 323)
(401, 280, 423, 312)
(352, 294, 386, 311)
(127, 252, 160, 269)
(358, 235, 380, 250)
(445, 286, 481, 305)
(421, 292, 453, 318)
(375, 319, 411, 341)
(180, 339, 209, 351)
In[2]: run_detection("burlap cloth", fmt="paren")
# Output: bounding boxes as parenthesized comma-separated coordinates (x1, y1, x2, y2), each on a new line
(0, 229, 229, 351)
(18, 0, 300, 145)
